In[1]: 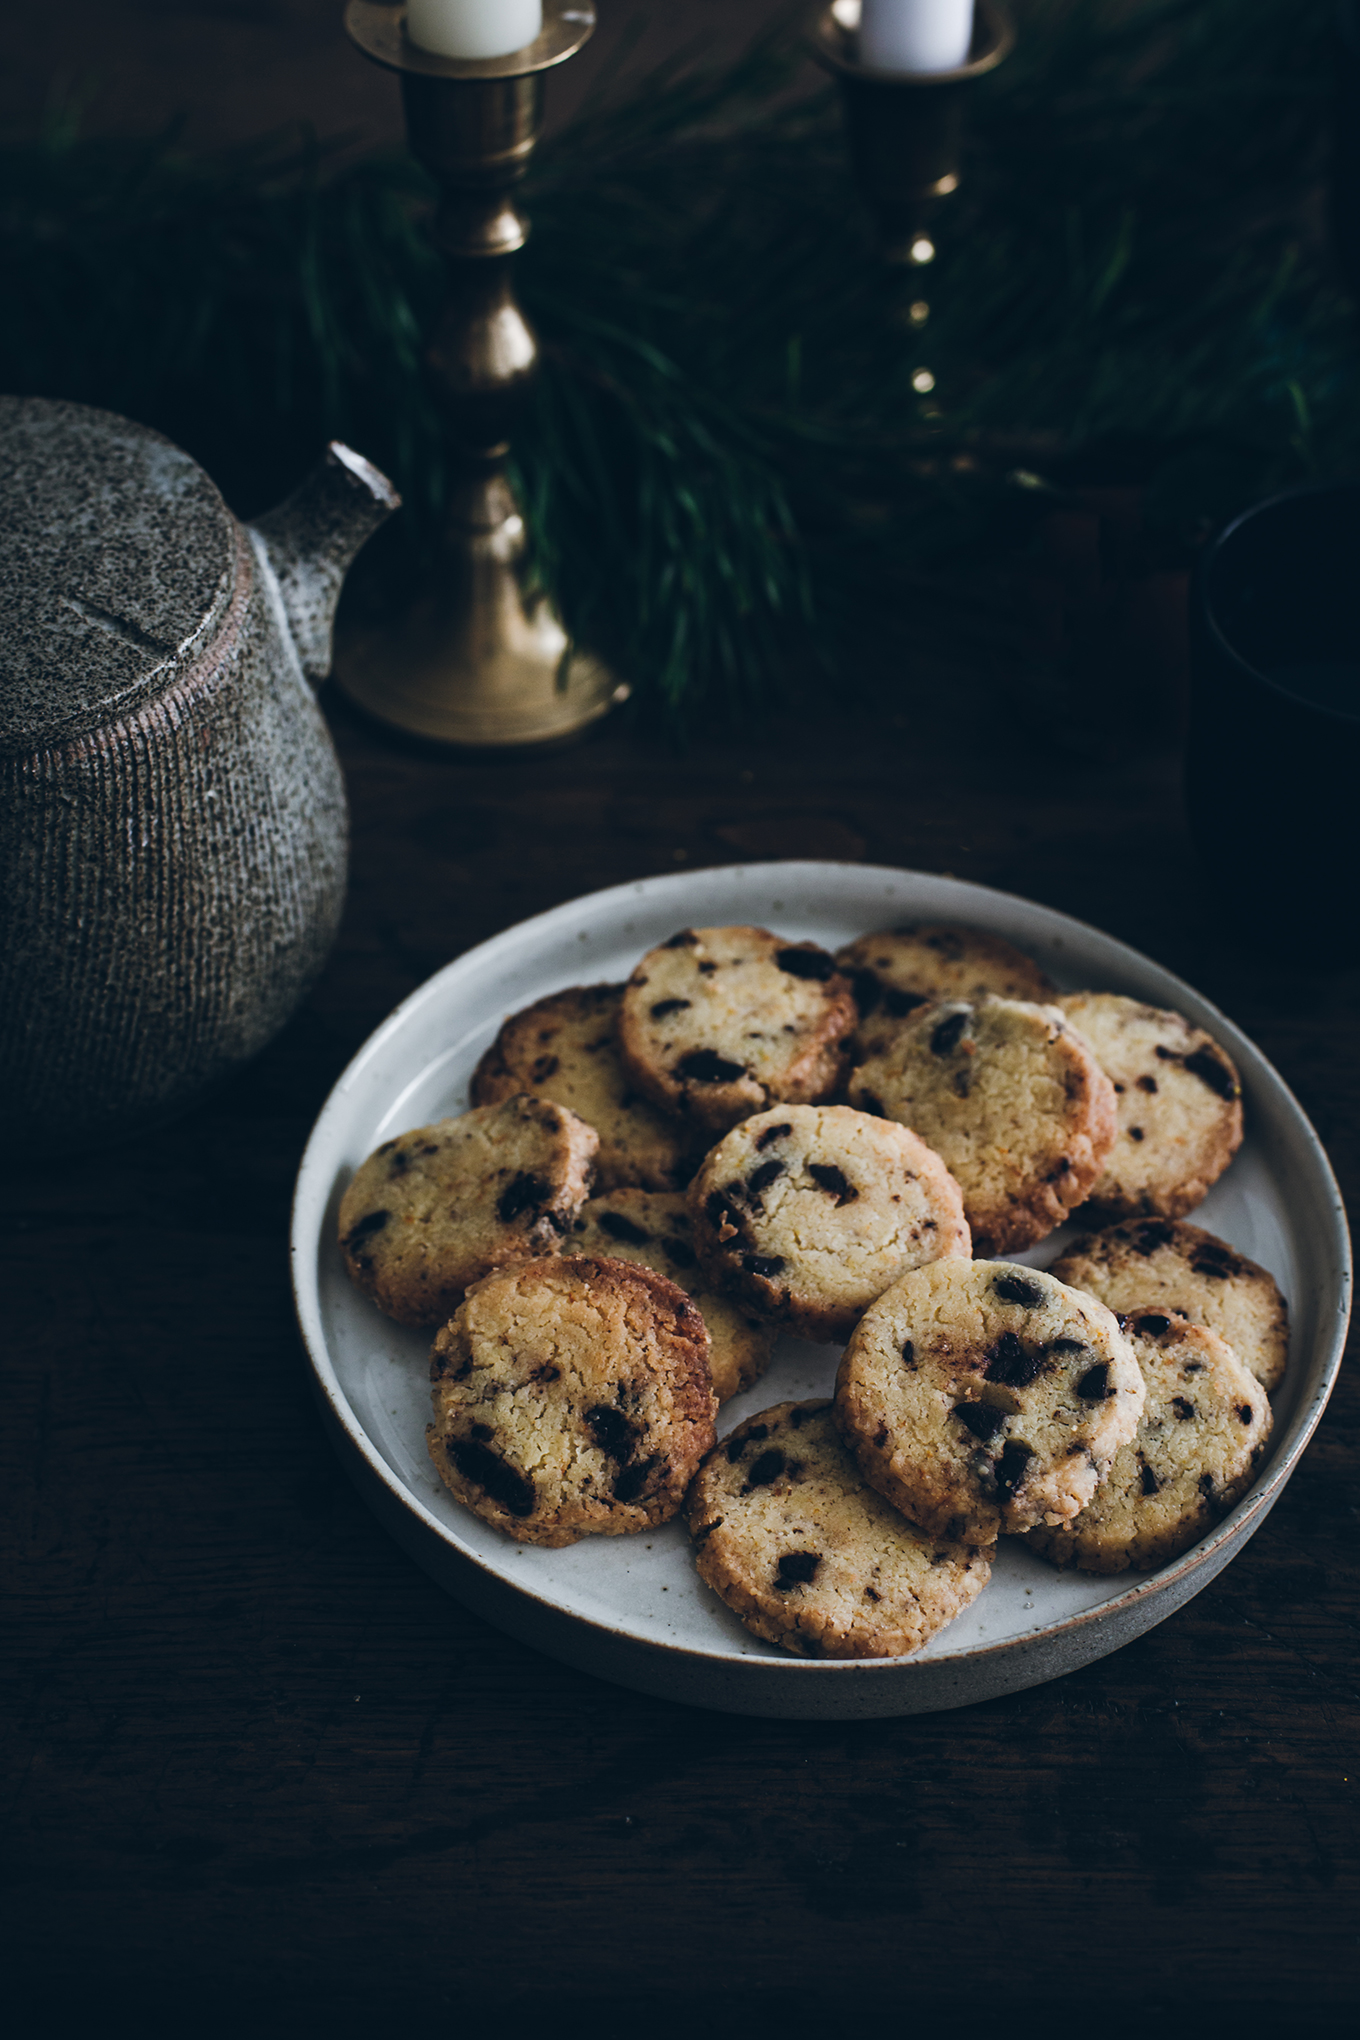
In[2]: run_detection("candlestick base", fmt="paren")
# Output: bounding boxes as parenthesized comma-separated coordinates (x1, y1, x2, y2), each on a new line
(334, 474, 626, 749)
(813, 0, 1014, 260)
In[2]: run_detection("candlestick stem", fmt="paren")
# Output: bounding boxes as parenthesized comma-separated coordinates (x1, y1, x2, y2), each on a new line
(336, 1, 626, 748)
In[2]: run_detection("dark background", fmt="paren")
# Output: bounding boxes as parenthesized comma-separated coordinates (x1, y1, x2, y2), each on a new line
(3, 6, 1358, 2031)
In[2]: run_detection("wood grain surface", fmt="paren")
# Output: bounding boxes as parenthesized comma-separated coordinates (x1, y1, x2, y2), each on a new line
(4, 674, 1357, 2029)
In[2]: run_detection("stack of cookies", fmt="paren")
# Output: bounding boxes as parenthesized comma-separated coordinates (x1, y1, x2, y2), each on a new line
(337, 918, 1284, 1661)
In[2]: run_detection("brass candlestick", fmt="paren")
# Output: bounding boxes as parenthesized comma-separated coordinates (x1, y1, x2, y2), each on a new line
(336, 1, 626, 748)
(813, 0, 1015, 265)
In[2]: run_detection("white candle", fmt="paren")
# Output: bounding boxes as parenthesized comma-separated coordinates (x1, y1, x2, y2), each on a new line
(405, 0, 543, 60)
(858, 0, 975, 74)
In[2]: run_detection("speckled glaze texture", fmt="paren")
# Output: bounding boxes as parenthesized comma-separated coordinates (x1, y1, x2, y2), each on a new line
(0, 399, 397, 1152)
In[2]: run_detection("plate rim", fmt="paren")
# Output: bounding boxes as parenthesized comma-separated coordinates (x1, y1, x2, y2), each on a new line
(290, 858, 1353, 1681)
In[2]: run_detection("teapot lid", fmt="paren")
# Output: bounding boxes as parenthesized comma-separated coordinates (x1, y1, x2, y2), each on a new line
(0, 397, 238, 753)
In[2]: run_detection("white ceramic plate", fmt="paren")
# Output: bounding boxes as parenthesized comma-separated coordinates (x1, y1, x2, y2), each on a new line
(291, 862, 1351, 1718)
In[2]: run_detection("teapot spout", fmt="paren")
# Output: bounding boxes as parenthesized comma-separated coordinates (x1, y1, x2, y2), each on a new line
(249, 443, 400, 685)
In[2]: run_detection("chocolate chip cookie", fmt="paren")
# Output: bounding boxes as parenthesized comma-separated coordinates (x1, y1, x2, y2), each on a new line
(618, 925, 857, 1138)
(835, 1258, 1145, 1541)
(1051, 1217, 1288, 1393)
(566, 1188, 775, 1402)
(428, 1255, 716, 1547)
(1025, 1310, 1272, 1573)
(1055, 993, 1243, 1220)
(471, 983, 698, 1192)
(688, 1104, 971, 1342)
(687, 1401, 992, 1659)
(837, 925, 1056, 1061)
(848, 995, 1118, 1255)
(338, 1095, 598, 1328)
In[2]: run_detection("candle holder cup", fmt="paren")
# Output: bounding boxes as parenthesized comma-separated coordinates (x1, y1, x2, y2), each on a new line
(338, 0, 626, 748)
(812, 0, 1014, 263)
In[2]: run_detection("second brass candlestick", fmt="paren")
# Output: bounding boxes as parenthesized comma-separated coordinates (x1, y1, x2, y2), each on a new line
(336, 1, 626, 748)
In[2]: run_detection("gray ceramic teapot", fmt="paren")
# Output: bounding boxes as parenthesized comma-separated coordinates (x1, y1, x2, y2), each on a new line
(0, 397, 399, 1152)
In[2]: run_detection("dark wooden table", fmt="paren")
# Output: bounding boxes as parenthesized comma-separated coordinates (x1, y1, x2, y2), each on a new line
(5, 673, 1358, 2031)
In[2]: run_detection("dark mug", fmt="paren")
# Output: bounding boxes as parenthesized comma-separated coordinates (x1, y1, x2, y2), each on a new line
(1187, 480, 1360, 946)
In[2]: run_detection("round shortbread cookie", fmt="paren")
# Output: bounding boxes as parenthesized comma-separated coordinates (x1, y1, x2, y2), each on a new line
(848, 996, 1118, 1256)
(835, 1258, 1145, 1542)
(1025, 1310, 1272, 1573)
(687, 1400, 992, 1659)
(1050, 1218, 1289, 1394)
(837, 924, 1056, 1061)
(566, 1188, 775, 1403)
(338, 1095, 598, 1328)
(428, 1255, 716, 1547)
(1055, 993, 1242, 1220)
(618, 925, 857, 1138)
(687, 1104, 971, 1342)
(470, 984, 698, 1192)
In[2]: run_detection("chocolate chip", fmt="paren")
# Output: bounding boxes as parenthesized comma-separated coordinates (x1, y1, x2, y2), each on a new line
(774, 1551, 821, 1588)
(449, 1438, 536, 1517)
(954, 1402, 1006, 1442)
(387, 1150, 411, 1176)
(497, 1172, 551, 1223)
(744, 1448, 787, 1488)
(901, 1339, 915, 1366)
(1155, 1045, 1178, 1061)
(1050, 1338, 1085, 1353)
(1134, 1313, 1171, 1336)
(857, 1091, 886, 1118)
(747, 1159, 786, 1197)
(615, 1454, 660, 1503)
(698, 961, 718, 974)
(1076, 1363, 1113, 1400)
(727, 1423, 767, 1462)
(662, 1236, 696, 1267)
(1133, 1222, 1173, 1255)
(1237, 1403, 1254, 1424)
(676, 1048, 746, 1084)
(344, 1209, 389, 1249)
(650, 998, 691, 1019)
(864, 1585, 881, 1602)
(988, 1332, 1044, 1388)
(743, 1253, 785, 1278)
(586, 1404, 636, 1460)
(848, 968, 881, 1016)
(598, 1209, 650, 1246)
(993, 1273, 1045, 1307)
(1140, 1462, 1161, 1496)
(1172, 1396, 1196, 1420)
(1198, 1472, 1215, 1497)
(1129, 1127, 1145, 1141)
(530, 1054, 559, 1083)
(790, 1405, 822, 1428)
(663, 930, 698, 948)
(469, 1421, 492, 1441)
(1190, 1245, 1242, 1280)
(884, 987, 927, 1017)
(755, 1122, 792, 1150)
(1137, 1075, 1158, 1094)
(808, 1163, 857, 1204)
(775, 947, 836, 981)
(994, 1442, 1033, 1498)
(1182, 1048, 1240, 1100)
(930, 1009, 969, 1056)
